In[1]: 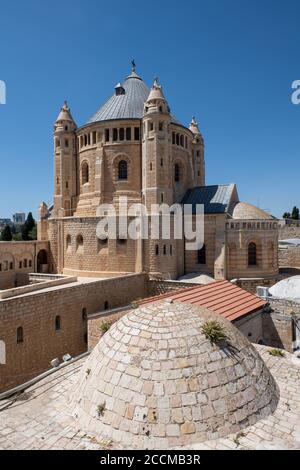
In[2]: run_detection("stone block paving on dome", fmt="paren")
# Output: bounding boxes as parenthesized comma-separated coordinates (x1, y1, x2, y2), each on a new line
(0, 347, 300, 450)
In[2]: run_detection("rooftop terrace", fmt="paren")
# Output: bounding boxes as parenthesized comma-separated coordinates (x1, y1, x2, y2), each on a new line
(0, 345, 299, 450)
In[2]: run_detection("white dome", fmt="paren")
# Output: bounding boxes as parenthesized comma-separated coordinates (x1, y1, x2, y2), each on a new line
(269, 276, 300, 302)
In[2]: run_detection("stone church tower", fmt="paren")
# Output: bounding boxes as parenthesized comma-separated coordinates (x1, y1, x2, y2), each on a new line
(53, 101, 77, 218)
(142, 79, 172, 209)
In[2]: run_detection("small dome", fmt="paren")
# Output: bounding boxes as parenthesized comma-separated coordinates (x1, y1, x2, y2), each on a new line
(269, 275, 300, 302)
(232, 202, 273, 220)
(71, 300, 278, 449)
(146, 78, 167, 102)
(56, 101, 75, 123)
(189, 116, 201, 135)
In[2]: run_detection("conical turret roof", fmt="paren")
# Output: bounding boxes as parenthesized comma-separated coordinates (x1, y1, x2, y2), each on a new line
(146, 78, 167, 102)
(189, 116, 201, 135)
(56, 101, 75, 123)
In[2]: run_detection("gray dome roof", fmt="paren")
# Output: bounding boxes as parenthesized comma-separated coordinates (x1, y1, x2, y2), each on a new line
(87, 69, 180, 125)
(87, 70, 150, 123)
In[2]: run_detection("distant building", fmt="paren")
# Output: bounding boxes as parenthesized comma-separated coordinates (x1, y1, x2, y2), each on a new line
(12, 212, 25, 225)
(0, 219, 12, 230)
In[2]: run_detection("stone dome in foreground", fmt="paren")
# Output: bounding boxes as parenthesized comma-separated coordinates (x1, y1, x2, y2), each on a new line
(71, 301, 278, 449)
(232, 202, 274, 220)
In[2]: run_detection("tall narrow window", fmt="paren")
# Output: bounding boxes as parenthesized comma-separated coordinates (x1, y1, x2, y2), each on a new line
(197, 245, 206, 264)
(149, 121, 154, 131)
(174, 164, 180, 182)
(55, 316, 61, 331)
(92, 131, 97, 144)
(119, 128, 124, 141)
(248, 243, 257, 266)
(17, 327, 24, 344)
(82, 162, 89, 184)
(82, 308, 87, 321)
(159, 122, 163, 131)
(155, 245, 159, 255)
(105, 129, 110, 142)
(126, 127, 131, 140)
(113, 128, 118, 141)
(118, 160, 128, 180)
(172, 132, 175, 145)
(76, 235, 84, 252)
(66, 234, 71, 250)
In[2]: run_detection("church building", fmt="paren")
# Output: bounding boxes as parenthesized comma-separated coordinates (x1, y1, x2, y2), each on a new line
(38, 63, 278, 281)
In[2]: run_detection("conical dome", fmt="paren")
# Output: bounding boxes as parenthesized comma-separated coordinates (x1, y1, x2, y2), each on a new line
(56, 100, 75, 123)
(146, 78, 167, 102)
(71, 300, 278, 449)
(189, 116, 201, 135)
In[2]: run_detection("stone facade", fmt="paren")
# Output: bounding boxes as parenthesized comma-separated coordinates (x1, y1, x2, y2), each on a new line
(0, 241, 49, 289)
(37, 65, 279, 282)
(0, 273, 146, 392)
(279, 246, 300, 268)
(262, 298, 300, 352)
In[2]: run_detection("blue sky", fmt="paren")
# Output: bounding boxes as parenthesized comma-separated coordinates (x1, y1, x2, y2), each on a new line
(0, 0, 299, 218)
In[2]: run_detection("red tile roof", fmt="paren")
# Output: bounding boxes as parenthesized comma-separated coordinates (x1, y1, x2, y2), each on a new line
(142, 280, 266, 322)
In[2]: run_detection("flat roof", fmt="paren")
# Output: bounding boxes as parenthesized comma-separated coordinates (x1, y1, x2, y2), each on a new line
(0, 345, 299, 449)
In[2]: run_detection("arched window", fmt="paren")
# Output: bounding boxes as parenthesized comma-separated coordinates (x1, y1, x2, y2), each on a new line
(17, 327, 24, 344)
(248, 242, 257, 266)
(55, 316, 61, 331)
(174, 164, 180, 182)
(118, 160, 128, 180)
(82, 162, 89, 185)
(197, 244, 206, 264)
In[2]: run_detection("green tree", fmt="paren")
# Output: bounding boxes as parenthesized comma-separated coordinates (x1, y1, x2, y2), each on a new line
(21, 212, 36, 240)
(12, 232, 22, 241)
(291, 206, 299, 220)
(1, 225, 13, 241)
(28, 225, 37, 240)
(26, 212, 35, 232)
(283, 212, 291, 219)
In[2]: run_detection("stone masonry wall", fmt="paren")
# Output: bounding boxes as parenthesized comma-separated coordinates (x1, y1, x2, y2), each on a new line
(0, 273, 147, 392)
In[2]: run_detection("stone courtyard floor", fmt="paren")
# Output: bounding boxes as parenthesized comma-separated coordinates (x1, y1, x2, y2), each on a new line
(0, 346, 300, 450)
